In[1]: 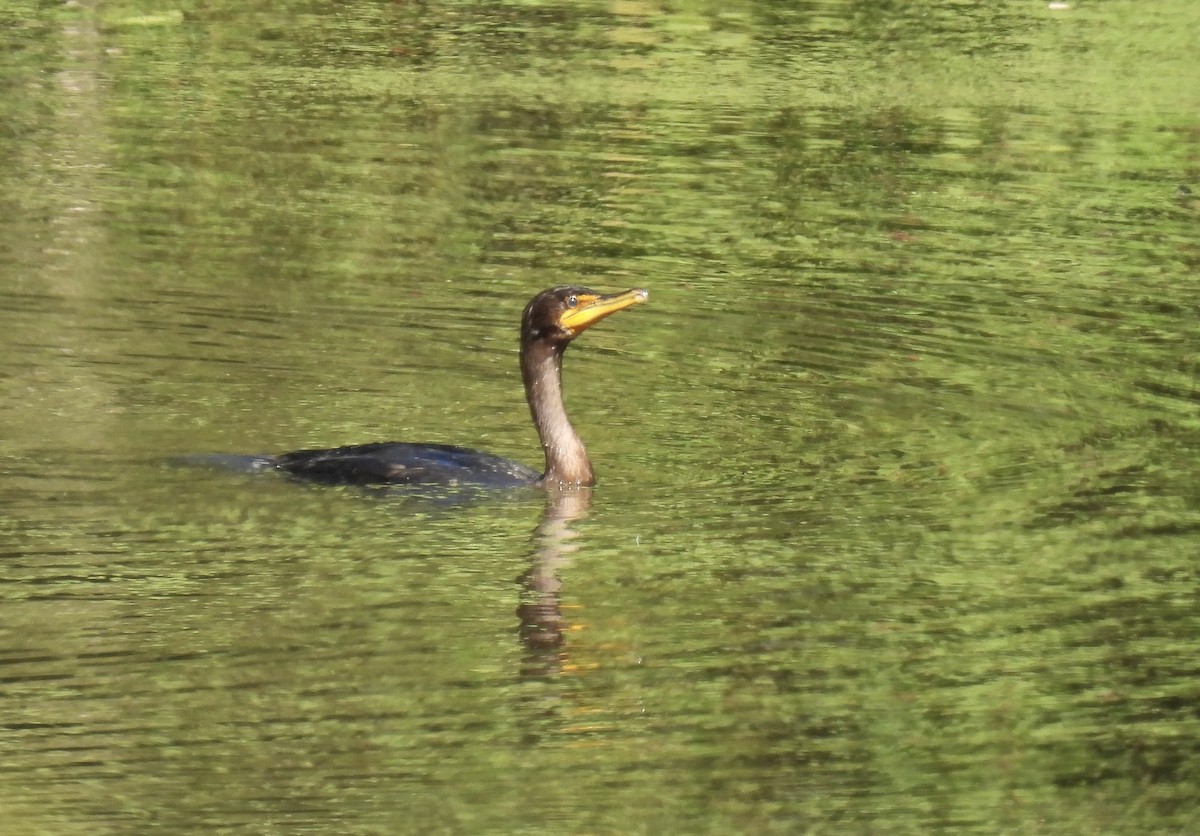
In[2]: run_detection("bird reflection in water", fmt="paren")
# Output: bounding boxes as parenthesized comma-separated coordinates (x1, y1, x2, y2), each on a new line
(179, 287, 648, 677)
(517, 488, 592, 678)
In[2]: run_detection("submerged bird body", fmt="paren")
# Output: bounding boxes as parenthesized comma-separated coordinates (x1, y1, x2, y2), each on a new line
(273, 441, 541, 488)
(244, 286, 647, 489)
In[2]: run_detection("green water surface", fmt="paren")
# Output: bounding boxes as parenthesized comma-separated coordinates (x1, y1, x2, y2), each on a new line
(1, 1, 1198, 832)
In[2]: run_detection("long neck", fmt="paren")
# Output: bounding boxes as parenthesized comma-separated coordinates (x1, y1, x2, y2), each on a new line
(521, 339, 593, 487)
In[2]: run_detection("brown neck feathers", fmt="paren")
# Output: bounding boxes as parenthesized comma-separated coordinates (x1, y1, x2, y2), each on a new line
(521, 340, 593, 487)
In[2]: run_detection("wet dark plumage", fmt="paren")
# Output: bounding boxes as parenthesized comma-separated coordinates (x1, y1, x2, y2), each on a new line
(274, 441, 540, 488)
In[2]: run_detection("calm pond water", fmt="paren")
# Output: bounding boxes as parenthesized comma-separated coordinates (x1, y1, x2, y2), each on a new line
(2, 1, 1199, 832)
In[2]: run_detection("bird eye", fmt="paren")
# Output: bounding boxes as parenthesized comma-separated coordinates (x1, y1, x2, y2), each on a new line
(566, 295, 577, 308)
